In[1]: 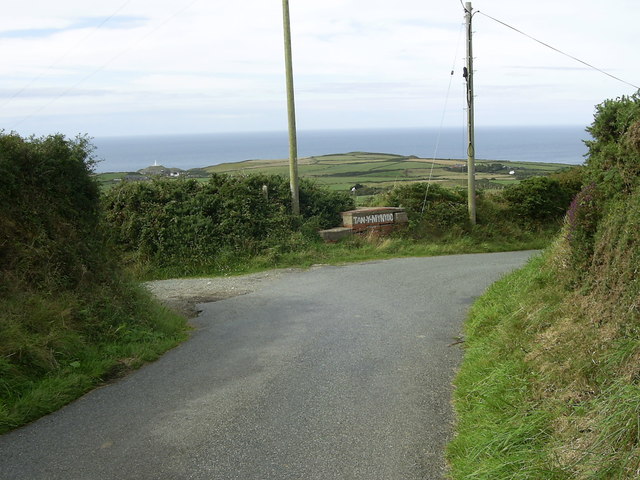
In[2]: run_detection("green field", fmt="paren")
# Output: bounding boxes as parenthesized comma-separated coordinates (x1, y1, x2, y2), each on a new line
(95, 152, 572, 192)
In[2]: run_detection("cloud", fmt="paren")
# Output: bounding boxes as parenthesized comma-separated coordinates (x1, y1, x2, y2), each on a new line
(300, 81, 428, 97)
(86, 15, 147, 30)
(0, 87, 112, 99)
(1, 0, 639, 137)
(0, 15, 147, 38)
(507, 65, 593, 72)
(0, 28, 64, 39)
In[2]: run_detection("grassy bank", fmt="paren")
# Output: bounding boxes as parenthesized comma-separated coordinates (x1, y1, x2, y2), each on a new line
(447, 93, 640, 479)
(0, 282, 187, 434)
(447, 251, 566, 478)
(448, 240, 640, 478)
(0, 133, 188, 434)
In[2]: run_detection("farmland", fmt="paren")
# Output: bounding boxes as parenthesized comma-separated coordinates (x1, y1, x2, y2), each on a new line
(95, 152, 571, 192)
(205, 152, 569, 190)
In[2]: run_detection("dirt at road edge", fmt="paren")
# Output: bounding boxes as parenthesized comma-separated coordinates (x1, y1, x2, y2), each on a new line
(143, 268, 303, 318)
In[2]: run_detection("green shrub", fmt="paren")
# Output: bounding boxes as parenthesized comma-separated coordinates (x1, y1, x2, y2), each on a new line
(585, 93, 640, 195)
(0, 133, 107, 290)
(103, 173, 354, 273)
(299, 178, 355, 228)
(0, 132, 187, 433)
(376, 182, 470, 237)
(373, 181, 566, 241)
(549, 165, 585, 197)
(564, 183, 602, 280)
(471, 191, 537, 241)
(501, 176, 574, 225)
(563, 93, 640, 283)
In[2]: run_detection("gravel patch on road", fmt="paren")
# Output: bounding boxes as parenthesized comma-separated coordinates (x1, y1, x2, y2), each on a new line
(143, 268, 303, 318)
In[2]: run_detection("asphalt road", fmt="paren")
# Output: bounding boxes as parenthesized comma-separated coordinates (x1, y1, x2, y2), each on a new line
(0, 251, 536, 480)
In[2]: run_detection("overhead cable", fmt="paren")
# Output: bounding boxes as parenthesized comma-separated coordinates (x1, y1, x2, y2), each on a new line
(1, 0, 134, 110)
(421, 21, 465, 215)
(477, 11, 639, 90)
(11, 0, 200, 130)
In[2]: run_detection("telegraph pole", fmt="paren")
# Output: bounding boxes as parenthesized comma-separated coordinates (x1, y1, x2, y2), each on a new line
(282, 0, 300, 215)
(464, 2, 477, 225)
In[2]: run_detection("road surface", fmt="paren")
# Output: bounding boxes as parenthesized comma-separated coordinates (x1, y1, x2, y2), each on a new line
(0, 252, 536, 479)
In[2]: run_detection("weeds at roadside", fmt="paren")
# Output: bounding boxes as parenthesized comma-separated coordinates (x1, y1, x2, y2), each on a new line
(0, 283, 187, 435)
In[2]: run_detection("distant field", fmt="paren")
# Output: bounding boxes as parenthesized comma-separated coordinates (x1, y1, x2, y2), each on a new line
(95, 152, 571, 192)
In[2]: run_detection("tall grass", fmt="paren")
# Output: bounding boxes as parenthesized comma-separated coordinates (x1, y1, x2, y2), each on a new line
(447, 253, 567, 479)
(448, 242, 640, 479)
(0, 271, 188, 435)
(448, 93, 640, 479)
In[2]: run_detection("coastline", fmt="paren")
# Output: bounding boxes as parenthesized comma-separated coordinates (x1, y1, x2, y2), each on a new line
(92, 126, 588, 174)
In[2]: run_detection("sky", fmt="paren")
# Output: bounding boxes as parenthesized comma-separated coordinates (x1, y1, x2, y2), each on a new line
(1, 0, 639, 138)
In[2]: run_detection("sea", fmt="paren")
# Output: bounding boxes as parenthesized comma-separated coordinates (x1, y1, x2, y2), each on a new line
(92, 126, 590, 173)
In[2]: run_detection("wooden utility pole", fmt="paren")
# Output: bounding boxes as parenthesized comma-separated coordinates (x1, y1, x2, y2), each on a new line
(282, 0, 300, 215)
(464, 1, 477, 225)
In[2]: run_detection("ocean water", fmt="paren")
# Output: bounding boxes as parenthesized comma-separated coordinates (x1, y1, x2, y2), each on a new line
(92, 126, 590, 173)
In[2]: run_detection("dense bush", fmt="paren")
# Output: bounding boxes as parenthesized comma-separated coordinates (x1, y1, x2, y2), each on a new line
(545, 94, 640, 476)
(376, 182, 470, 237)
(549, 165, 585, 195)
(0, 133, 106, 291)
(299, 178, 356, 228)
(585, 93, 640, 195)
(0, 132, 186, 433)
(564, 183, 602, 279)
(103, 174, 354, 272)
(374, 180, 567, 242)
(501, 176, 575, 224)
(564, 93, 640, 281)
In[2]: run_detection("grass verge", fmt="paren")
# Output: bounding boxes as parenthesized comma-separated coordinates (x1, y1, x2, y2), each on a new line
(447, 240, 640, 479)
(446, 252, 566, 478)
(128, 231, 552, 281)
(0, 281, 188, 435)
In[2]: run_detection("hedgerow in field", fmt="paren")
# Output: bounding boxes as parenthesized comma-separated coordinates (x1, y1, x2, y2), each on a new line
(102, 174, 354, 272)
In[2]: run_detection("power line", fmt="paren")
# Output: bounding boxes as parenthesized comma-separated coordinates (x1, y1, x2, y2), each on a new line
(1, 0, 134, 110)
(11, 0, 200, 130)
(421, 21, 465, 215)
(477, 10, 639, 90)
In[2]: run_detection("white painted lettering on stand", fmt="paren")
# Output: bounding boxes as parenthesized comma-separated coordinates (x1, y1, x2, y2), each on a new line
(353, 213, 395, 225)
